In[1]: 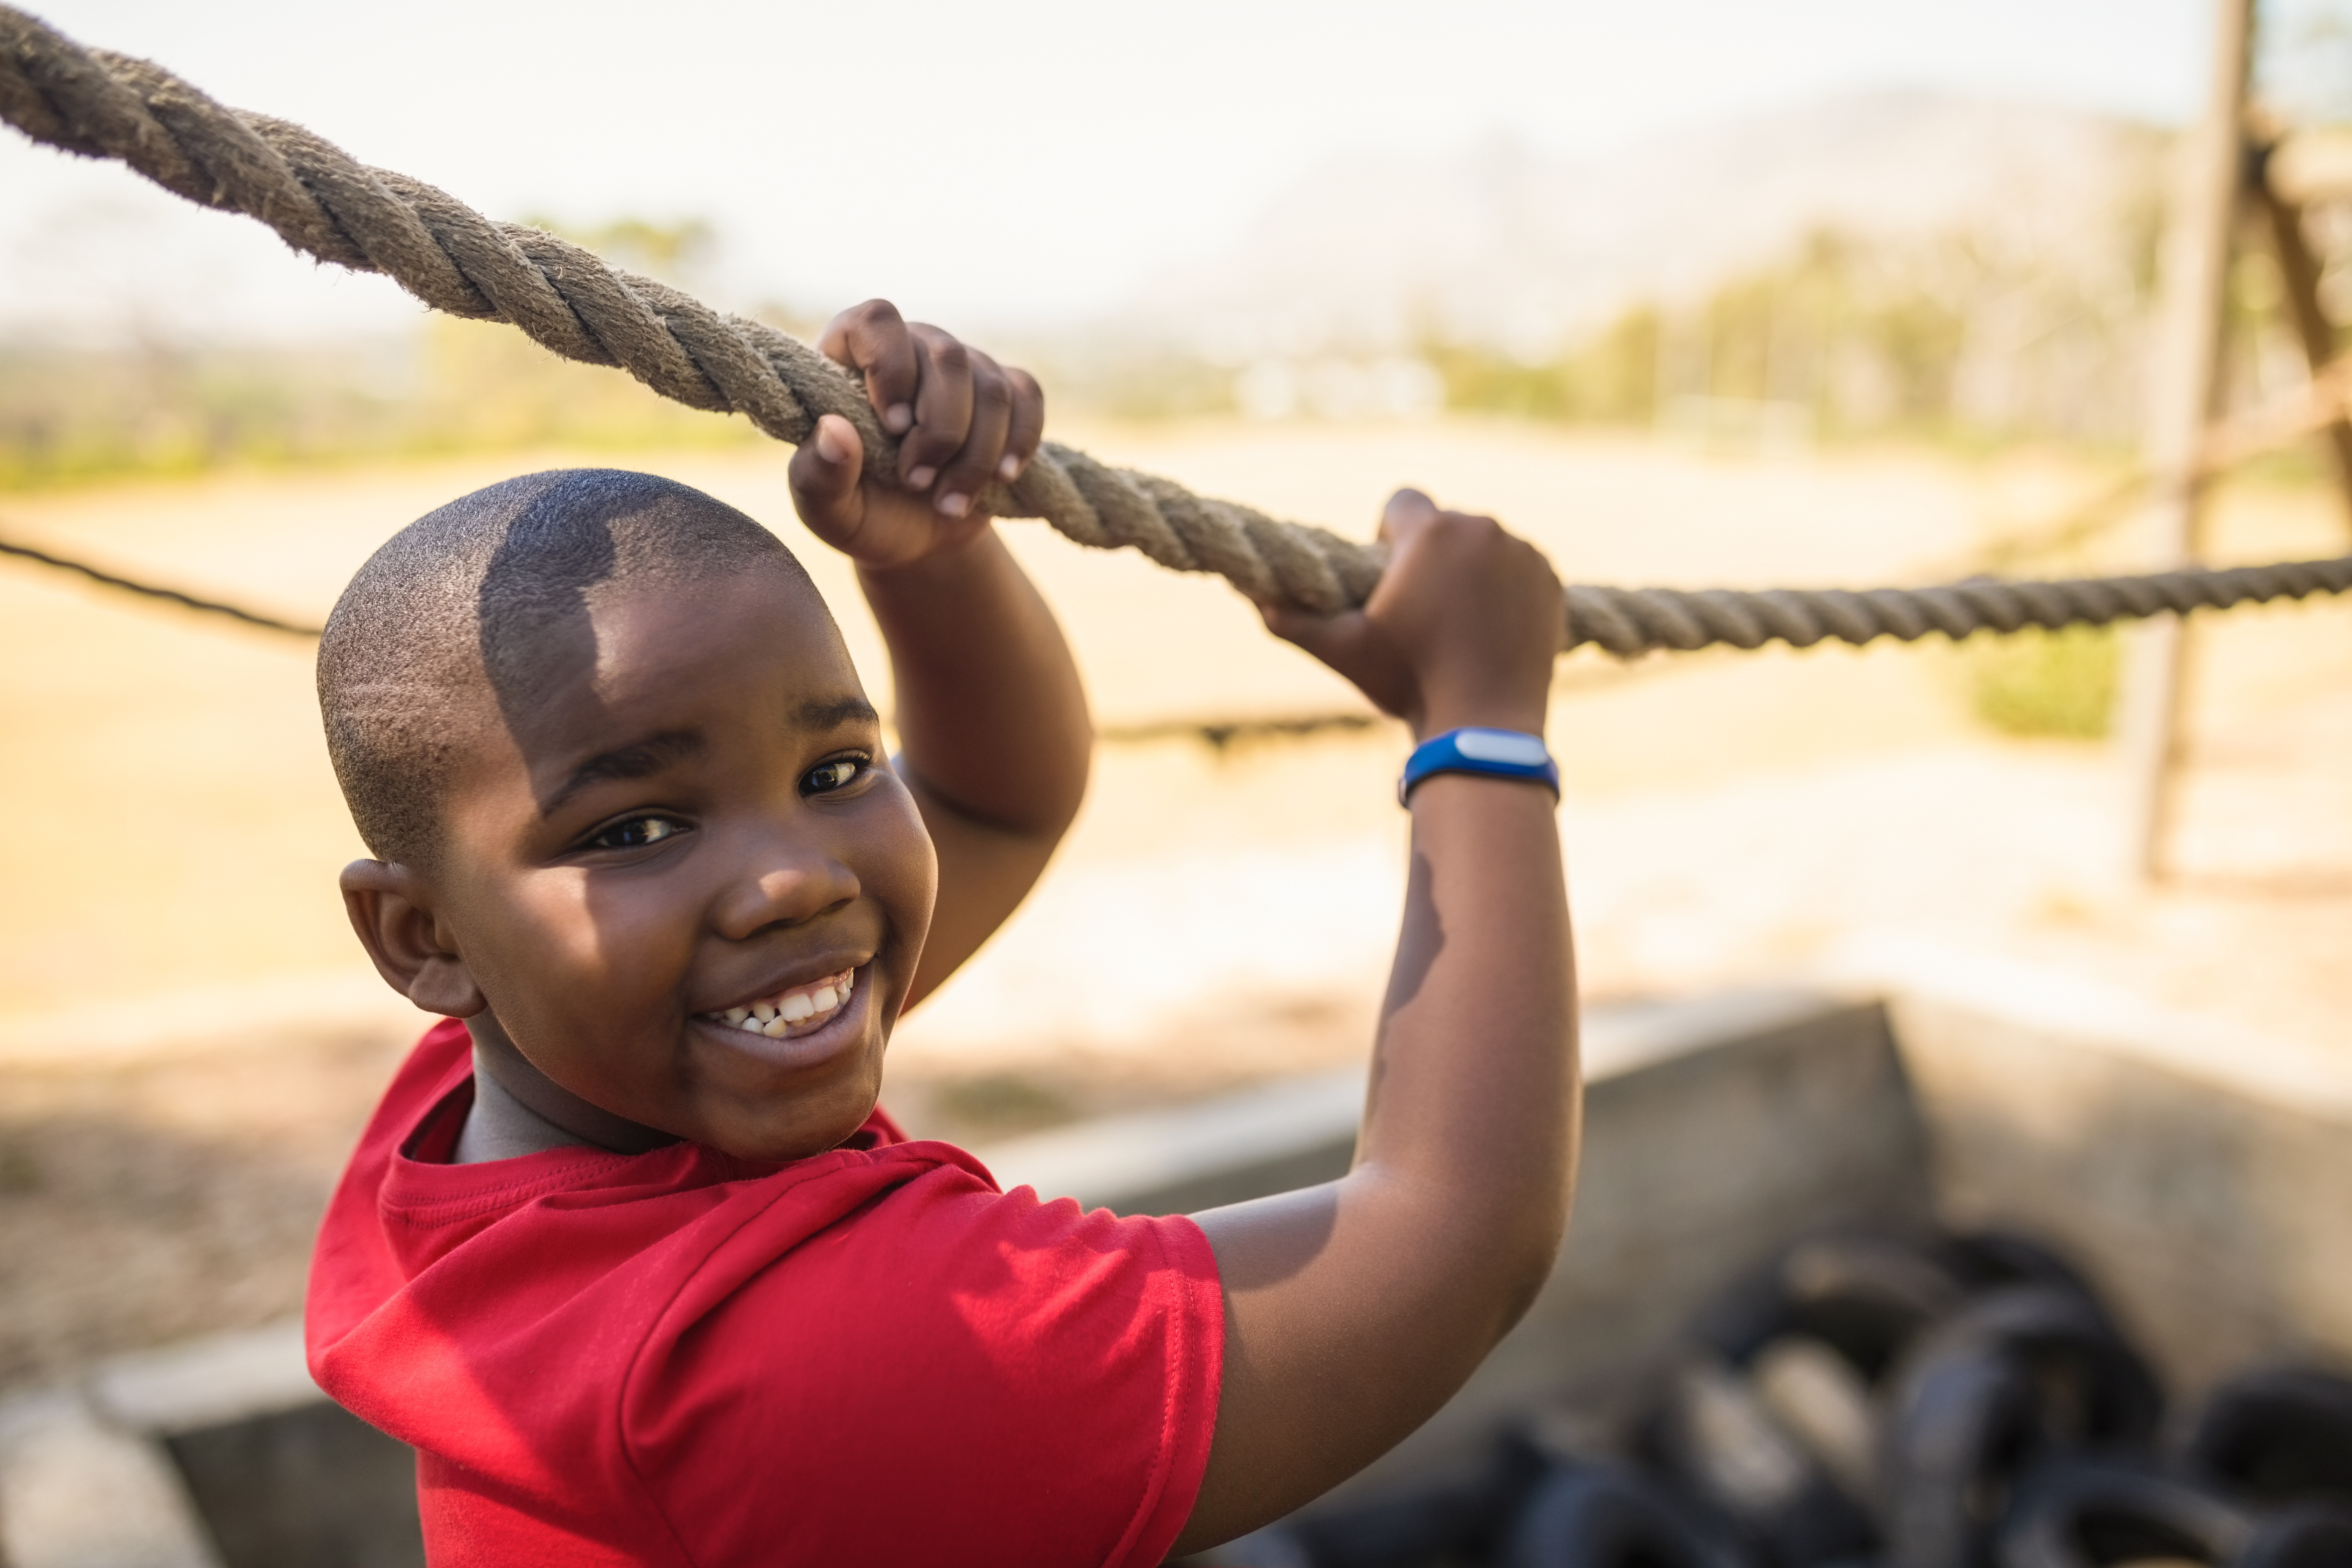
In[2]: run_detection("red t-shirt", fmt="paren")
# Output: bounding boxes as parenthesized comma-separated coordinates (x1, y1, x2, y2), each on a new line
(307, 1019, 1224, 1567)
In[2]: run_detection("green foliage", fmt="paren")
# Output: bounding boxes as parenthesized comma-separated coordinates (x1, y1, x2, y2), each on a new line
(1428, 216, 2163, 446)
(0, 210, 813, 492)
(0, 193, 2198, 489)
(1431, 309, 1658, 424)
(0, 315, 770, 492)
(520, 216, 717, 285)
(1969, 623, 2119, 739)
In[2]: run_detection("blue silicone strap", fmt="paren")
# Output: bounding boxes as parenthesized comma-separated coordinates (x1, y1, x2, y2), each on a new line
(1398, 727, 1560, 806)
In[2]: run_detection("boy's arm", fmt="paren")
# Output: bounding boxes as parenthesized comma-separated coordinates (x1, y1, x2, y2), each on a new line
(1175, 491, 1579, 1551)
(789, 302, 1089, 1006)
(855, 536, 1089, 1006)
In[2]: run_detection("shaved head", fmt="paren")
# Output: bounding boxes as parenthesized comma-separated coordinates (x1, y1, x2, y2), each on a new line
(318, 469, 814, 868)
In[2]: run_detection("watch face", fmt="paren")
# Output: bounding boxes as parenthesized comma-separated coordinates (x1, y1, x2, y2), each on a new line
(1451, 729, 1551, 766)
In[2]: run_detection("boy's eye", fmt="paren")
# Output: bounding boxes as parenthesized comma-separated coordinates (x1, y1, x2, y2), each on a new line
(802, 757, 868, 796)
(587, 814, 687, 851)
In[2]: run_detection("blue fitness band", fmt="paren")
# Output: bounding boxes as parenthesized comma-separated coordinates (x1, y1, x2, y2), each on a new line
(1397, 727, 1560, 806)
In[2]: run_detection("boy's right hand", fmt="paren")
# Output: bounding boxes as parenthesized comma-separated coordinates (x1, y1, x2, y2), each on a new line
(789, 299, 1045, 570)
(1256, 489, 1564, 741)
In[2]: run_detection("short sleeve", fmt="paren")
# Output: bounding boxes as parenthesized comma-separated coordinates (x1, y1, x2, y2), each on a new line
(622, 1157, 1225, 1568)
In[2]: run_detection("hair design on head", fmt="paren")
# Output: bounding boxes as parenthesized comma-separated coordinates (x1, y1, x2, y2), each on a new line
(317, 469, 811, 868)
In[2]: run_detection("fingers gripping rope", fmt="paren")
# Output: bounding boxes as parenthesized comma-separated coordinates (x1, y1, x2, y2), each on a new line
(3, 4, 2348, 653)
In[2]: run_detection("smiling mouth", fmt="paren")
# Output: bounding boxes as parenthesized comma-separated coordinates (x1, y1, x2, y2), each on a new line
(699, 969, 858, 1040)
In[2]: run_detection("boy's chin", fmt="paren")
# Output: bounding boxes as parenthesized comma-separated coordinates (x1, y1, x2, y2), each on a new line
(681, 1050, 890, 1162)
(678, 983, 888, 1158)
(696, 1089, 884, 1163)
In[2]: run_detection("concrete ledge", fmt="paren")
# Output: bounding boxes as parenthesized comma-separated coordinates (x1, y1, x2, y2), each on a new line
(0, 1323, 418, 1568)
(90, 1321, 316, 1438)
(978, 986, 1865, 1218)
(1833, 939, 2352, 1395)
(982, 1067, 1365, 1216)
(0, 1389, 223, 1568)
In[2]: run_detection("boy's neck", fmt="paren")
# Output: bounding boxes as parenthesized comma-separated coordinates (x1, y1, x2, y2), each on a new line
(454, 1052, 593, 1162)
(453, 1037, 678, 1163)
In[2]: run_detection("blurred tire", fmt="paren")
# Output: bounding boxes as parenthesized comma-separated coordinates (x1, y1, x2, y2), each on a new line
(1751, 1335, 1882, 1503)
(1233, 1430, 1549, 1567)
(1694, 1228, 1975, 1384)
(1645, 1357, 1878, 1566)
(1939, 1232, 2099, 1303)
(2181, 1367, 2352, 1510)
(1880, 1287, 2163, 1568)
(1203, 1528, 1316, 1568)
(1880, 1336, 2041, 1568)
(2238, 1506, 2352, 1568)
(1503, 1462, 1753, 1568)
(1994, 1457, 2253, 1568)
(1913, 1287, 2162, 1451)
(1693, 1227, 2113, 1388)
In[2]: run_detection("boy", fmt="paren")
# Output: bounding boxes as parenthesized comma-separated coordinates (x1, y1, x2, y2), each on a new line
(308, 300, 1577, 1564)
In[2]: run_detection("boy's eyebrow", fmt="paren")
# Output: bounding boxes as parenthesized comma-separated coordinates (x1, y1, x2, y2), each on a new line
(544, 730, 706, 815)
(798, 696, 880, 729)
(538, 702, 873, 816)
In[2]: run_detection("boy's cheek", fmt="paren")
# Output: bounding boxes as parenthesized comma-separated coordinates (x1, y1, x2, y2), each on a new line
(469, 873, 694, 1060)
(858, 794, 940, 1009)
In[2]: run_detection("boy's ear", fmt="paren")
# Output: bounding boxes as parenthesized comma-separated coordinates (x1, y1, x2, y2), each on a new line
(339, 860, 487, 1018)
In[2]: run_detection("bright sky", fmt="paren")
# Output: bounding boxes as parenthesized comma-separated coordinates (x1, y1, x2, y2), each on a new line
(3, 0, 2221, 341)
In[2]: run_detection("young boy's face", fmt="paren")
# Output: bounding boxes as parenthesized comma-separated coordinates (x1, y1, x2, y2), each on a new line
(426, 565, 936, 1161)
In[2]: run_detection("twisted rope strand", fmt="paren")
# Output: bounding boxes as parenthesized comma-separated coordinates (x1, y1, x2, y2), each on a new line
(4, 3, 2347, 653)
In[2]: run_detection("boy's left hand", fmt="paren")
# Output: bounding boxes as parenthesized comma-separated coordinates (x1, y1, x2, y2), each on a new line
(789, 299, 1044, 569)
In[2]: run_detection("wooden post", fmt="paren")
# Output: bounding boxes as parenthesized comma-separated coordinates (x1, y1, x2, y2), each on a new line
(2253, 147, 2352, 519)
(2119, 0, 2256, 882)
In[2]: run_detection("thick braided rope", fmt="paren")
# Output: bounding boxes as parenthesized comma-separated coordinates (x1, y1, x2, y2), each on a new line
(1562, 557, 2352, 653)
(3, 5, 2347, 655)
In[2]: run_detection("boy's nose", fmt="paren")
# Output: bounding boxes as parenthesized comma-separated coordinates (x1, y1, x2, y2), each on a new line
(713, 842, 860, 938)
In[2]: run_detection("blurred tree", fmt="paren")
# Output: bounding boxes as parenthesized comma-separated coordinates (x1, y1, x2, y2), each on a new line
(520, 215, 719, 288)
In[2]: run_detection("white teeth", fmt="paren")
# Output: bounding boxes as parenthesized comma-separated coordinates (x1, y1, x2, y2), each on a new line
(706, 971, 857, 1034)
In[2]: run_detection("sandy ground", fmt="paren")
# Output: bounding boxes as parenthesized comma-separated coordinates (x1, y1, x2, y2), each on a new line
(1, 419, 2346, 1391)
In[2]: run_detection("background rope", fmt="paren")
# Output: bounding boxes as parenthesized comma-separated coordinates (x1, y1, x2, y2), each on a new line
(4, 3, 2349, 655)
(0, 530, 322, 635)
